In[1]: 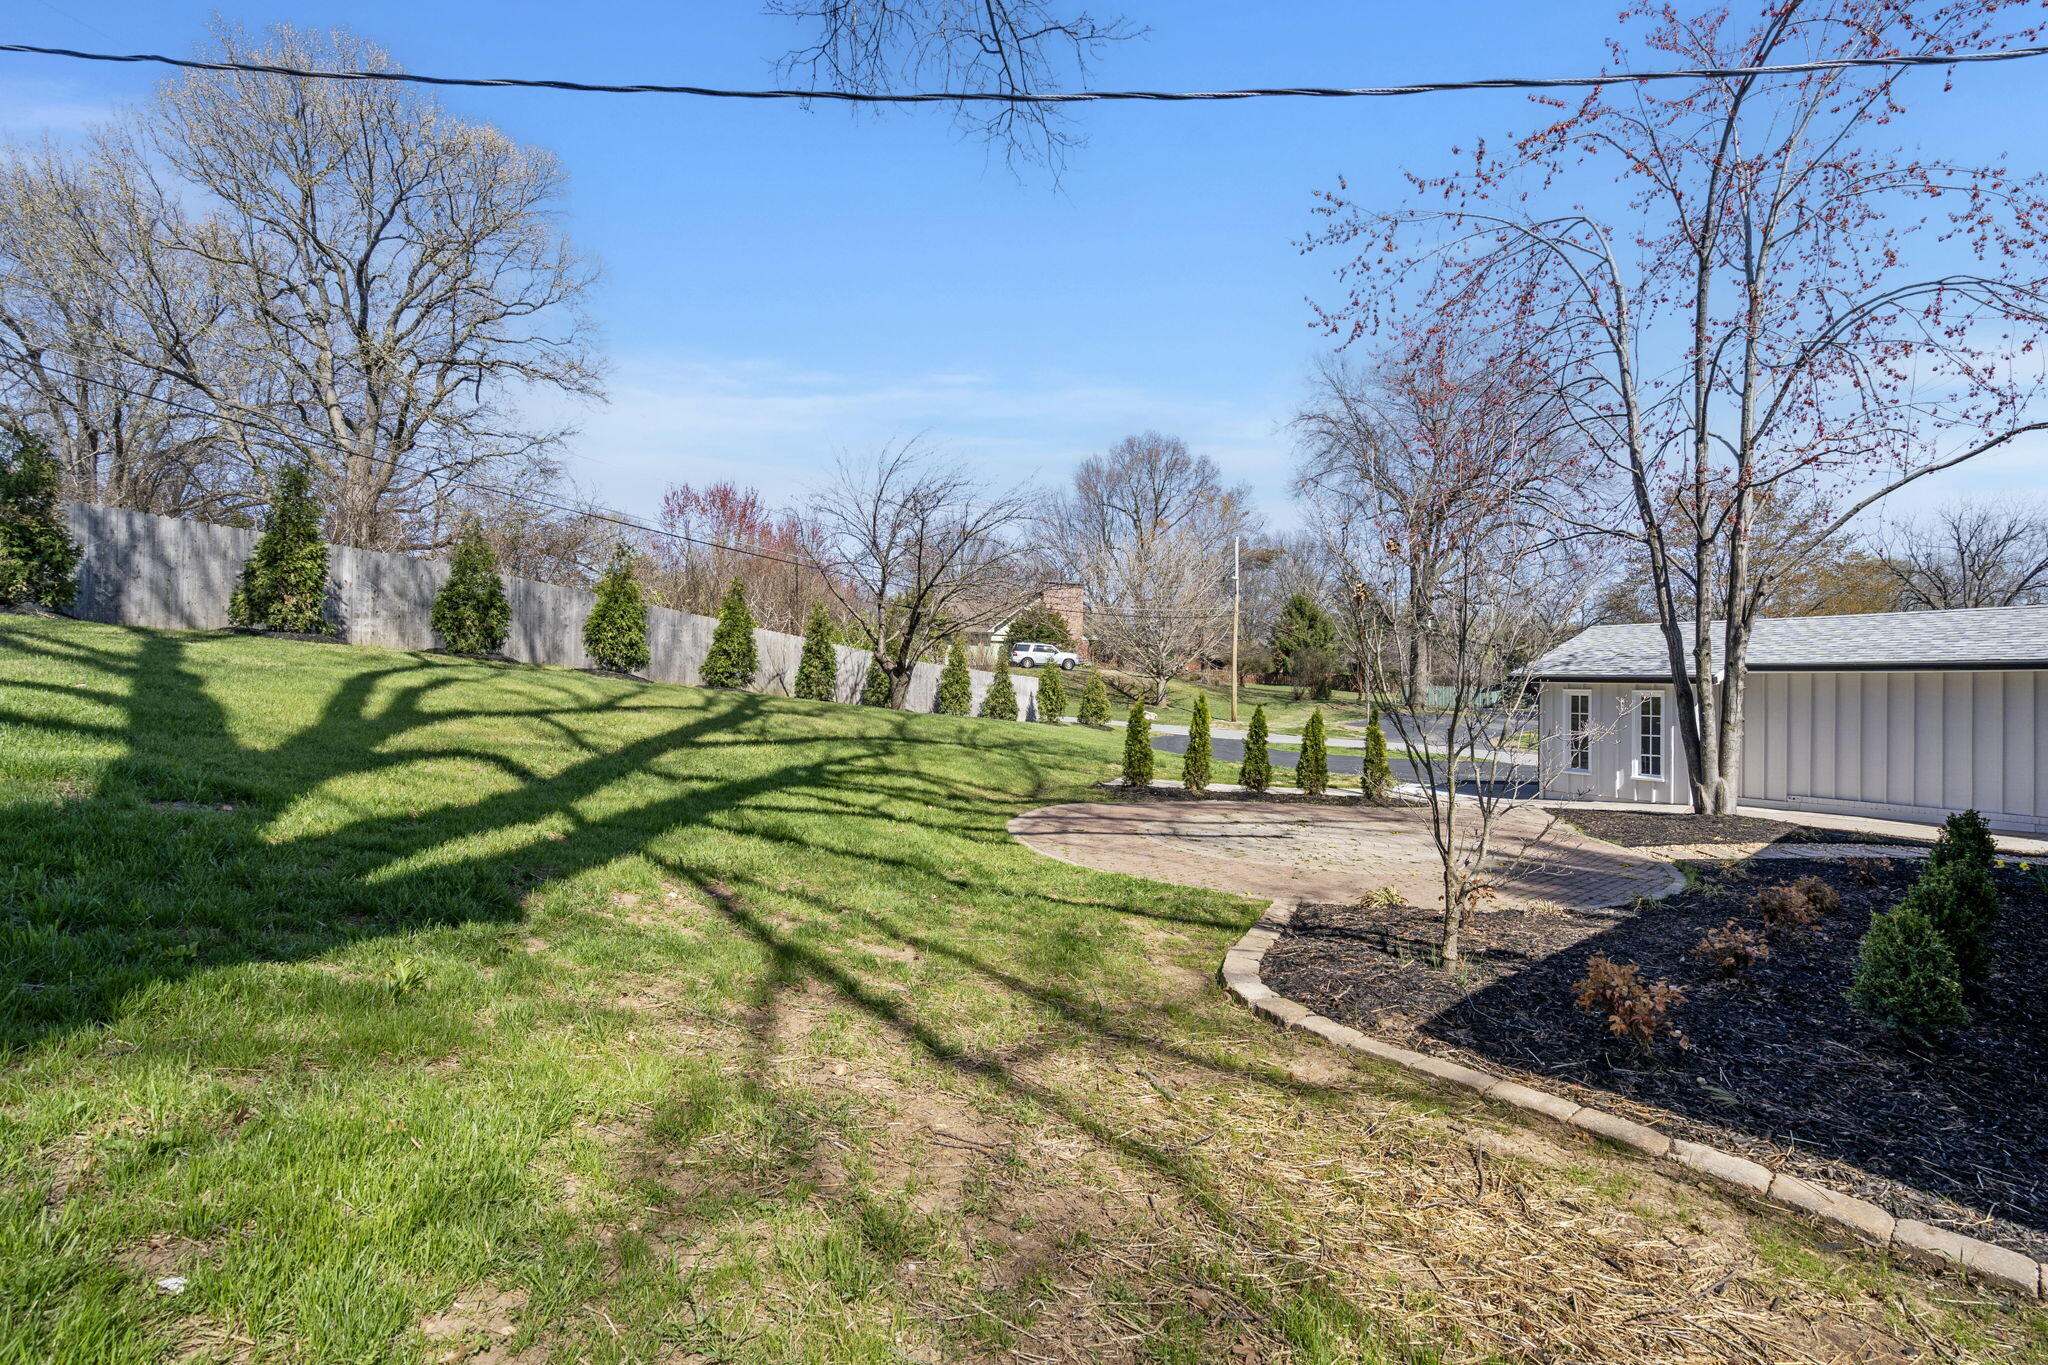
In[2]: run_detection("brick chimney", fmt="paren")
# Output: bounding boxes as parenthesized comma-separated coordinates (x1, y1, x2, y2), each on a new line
(1041, 582, 1088, 659)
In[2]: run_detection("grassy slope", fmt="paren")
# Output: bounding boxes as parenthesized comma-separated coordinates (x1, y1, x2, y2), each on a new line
(0, 616, 2039, 1365)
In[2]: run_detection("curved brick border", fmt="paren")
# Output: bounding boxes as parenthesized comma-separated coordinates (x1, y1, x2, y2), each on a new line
(1220, 899, 2046, 1299)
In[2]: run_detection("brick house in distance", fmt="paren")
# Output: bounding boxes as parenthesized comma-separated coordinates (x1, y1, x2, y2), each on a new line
(987, 583, 1089, 659)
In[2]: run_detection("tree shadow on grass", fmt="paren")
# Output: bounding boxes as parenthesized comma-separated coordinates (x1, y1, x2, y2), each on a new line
(0, 620, 1436, 1359)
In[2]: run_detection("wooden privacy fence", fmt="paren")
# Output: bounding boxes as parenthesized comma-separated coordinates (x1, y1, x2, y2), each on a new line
(61, 502, 1039, 717)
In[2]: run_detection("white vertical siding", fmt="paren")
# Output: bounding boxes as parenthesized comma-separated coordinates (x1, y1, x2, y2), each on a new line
(1542, 669, 2048, 831)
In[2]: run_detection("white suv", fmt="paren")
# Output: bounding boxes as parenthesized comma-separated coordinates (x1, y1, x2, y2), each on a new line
(1008, 641, 1079, 670)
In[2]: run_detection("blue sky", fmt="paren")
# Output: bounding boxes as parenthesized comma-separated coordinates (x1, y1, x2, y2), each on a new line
(6, 2, 2047, 523)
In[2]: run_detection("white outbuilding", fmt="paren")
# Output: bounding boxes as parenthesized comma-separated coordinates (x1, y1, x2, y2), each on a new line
(1530, 604, 2048, 833)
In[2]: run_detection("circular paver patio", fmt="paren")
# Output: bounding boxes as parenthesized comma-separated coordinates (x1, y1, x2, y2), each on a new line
(1009, 800, 1682, 910)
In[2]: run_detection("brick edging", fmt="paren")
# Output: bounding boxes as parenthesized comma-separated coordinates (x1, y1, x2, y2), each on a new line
(1220, 899, 2046, 1299)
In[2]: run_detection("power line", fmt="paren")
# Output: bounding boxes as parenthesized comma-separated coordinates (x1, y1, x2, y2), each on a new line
(4, 40, 2044, 104)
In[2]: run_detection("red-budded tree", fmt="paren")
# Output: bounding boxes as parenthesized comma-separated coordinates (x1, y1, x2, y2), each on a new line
(1309, 0, 2048, 813)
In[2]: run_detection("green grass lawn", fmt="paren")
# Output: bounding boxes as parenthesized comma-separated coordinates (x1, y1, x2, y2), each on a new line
(2, 616, 2040, 1364)
(1111, 675, 1385, 735)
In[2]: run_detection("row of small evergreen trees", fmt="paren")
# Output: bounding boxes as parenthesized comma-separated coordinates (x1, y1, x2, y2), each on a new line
(1848, 809, 2000, 1043)
(1118, 696, 1394, 798)
(143, 457, 1066, 715)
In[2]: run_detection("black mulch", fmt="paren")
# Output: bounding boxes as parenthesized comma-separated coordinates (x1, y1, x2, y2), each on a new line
(1261, 855, 2048, 1260)
(1554, 808, 1930, 849)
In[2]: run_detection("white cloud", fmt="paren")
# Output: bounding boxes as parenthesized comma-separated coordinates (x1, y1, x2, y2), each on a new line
(533, 350, 1297, 518)
(0, 78, 120, 138)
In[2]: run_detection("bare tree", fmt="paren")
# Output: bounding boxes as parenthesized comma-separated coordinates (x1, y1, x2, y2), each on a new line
(1314, 0, 2048, 814)
(643, 482, 839, 632)
(1304, 338, 1594, 970)
(770, 0, 1139, 169)
(803, 442, 1037, 707)
(0, 139, 253, 519)
(1055, 432, 1255, 703)
(1295, 342, 1571, 709)
(1877, 499, 2048, 611)
(24, 22, 603, 551)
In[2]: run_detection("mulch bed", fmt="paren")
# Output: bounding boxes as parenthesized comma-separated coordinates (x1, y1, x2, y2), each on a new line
(1261, 854, 2048, 1260)
(1554, 808, 1930, 849)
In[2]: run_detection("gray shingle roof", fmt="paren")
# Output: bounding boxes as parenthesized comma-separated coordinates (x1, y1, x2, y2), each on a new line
(1532, 604, 2048, 679)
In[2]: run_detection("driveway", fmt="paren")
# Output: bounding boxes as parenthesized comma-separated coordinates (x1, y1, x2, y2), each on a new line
(1148, 732, 1540, 798)
(1009, 800, 1681, 911)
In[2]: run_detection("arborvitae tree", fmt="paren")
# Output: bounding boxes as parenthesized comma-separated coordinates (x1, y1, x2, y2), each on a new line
(1902, 861, 1998, 995)
(583, 545, 650, 673)
(430, 523, 510, 656)
(1240, 705, 1272, 792)
(934, 637, 972, 715)
(1122, 703, 1154, 787)
(860, 655, 894, 707)
(1360, 707, 1393, 803)
(1298, 709, 1329, 796)
(1036, 659, 1067, 723)
(981, 653, 1019, 719)
(228, 462, 329, 634)
(1848, 903, 1970, 1043)
(794, 605, 839, 702)
(1182, 693, 1212, 792)
(0, 426, 79, 611)
(1930, 808, 1997, 873)
(1077, 667, 1111, 727)
(700, 578, 760, 689)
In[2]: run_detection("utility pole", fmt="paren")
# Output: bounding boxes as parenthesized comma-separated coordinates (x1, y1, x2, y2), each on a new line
(1229, 536, 1241, 723)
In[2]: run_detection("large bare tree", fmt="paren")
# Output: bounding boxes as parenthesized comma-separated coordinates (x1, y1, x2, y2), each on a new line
(803, 442, 1037, 708)
(1313, 0, 2048, 813)
(0, 139, 251, 518)
(1055, 432, 1254, 704)
(1877, 499, 2048, 611)
(0, 22, 602, 551)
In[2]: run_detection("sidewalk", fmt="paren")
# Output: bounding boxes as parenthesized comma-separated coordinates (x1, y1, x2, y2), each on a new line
(1147, 721, 1527, 767)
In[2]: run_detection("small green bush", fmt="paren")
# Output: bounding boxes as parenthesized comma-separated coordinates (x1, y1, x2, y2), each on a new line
(794, 605, 839, 702)
(981, 654, 1018, 720)
(1360, 708, 1393, 803)
(1901, 860, 1997, 994)
(0, 425, 79, 611)
(1298, 709, 1329, 796)
(1930, 808, 1997, 874)
(1076, 668, 1111, 727)
(700, 578, 760, 689)
(1122, 704, 1154, 787)
(1036, 660, 1067, 723)
(430, 523, 509, 655)
(934, 638, 972, 715)
(1848, 902, 1969, 1043)
(228, 463, 329, 634)
(584, 545, 650, 673)
(1182, 693, 1212, 792)
(1240, 705, 1272, 793)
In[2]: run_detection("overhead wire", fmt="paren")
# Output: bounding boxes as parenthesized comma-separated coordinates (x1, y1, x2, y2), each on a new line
(3, 39, 2043, 104)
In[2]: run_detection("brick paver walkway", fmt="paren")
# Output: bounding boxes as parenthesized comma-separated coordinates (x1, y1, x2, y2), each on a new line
(1009, 801, 1682, 911)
